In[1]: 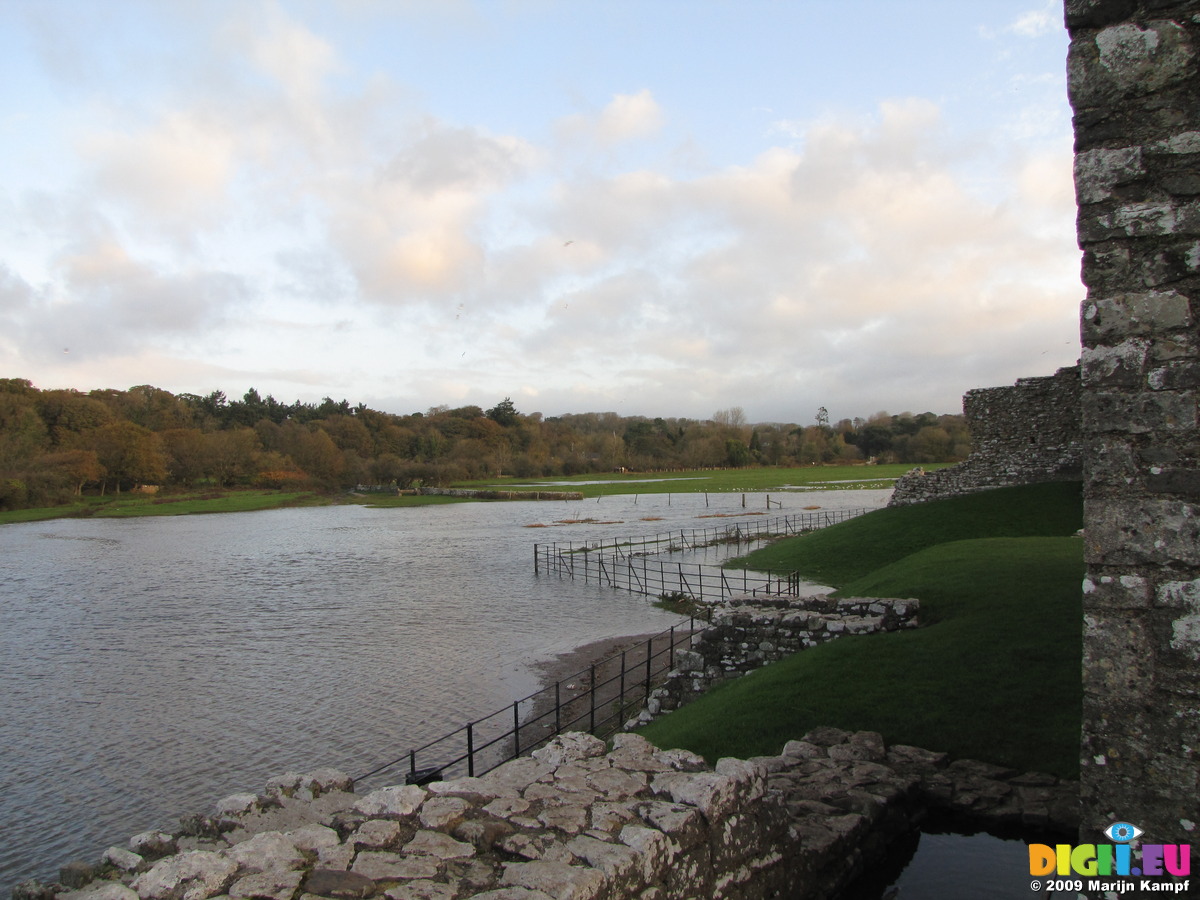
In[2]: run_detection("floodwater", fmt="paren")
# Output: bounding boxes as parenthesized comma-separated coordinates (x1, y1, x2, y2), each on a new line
(0, 489, 889, 893)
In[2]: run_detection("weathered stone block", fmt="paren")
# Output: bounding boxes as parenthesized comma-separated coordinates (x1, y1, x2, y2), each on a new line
(131, 851, 238, 900)
(352, 851, 439, 882)
(1082, 290, 1193, 342)
(1083, 571, 1153, 608)
(1083, 390, 1197, 433)
(403, 830, 475, 860)
(1082, 611, 1156, 699)
(1075, 146, 1145, 204)
(499, 860, 606, 900)
(1084, 497, 1200, 565)
(228, 870, 305, 900)
(302, 868, 377, 899)
(353, 785, 425, 819)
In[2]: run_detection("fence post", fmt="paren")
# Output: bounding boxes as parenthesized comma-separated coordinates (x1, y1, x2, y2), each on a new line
(620, 651, 627, 714)
(409, 749, 417, 783)
(644, 638, 653, 700)
(589, 664, 597, 734)
(513, 701, 521, 759)
(555, 682, 561, 734)
(534, 544, 539, 575)
(669, 625, 676, 669)
(467, 723, 475, 777)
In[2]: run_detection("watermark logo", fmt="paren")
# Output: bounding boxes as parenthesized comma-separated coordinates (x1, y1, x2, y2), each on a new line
(1106, 822, 1145, 843)
(1027, 823, 1191, 894)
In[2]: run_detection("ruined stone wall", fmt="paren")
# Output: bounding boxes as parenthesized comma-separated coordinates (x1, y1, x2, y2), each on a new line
(1066, 0, 1200, 846)
(629, 595, 918, 728)
(27, 731, 1078, 900)
(888, 366, 1082, 506)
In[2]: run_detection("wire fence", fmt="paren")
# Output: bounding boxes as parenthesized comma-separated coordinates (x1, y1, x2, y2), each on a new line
(535, 507, 872, 560)
(533, 507, 870, 603)
(354, 614, 710, 789)
(353, 507, 870, 790)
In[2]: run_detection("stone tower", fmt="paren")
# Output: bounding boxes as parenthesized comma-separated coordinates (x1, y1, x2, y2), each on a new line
(1066, 0, 1200, 844)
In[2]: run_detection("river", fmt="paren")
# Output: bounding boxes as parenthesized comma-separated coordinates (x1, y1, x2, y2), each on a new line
(0, 488, 890, 893)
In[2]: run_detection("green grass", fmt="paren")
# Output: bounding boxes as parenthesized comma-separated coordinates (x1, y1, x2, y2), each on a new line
(726, 481, 1082, 587)
(641, 536, 1084, 777)
(639, 481, 1086, 777)
(456, 463, 946, 499)
(348, 493, 477, 507)
(0, 489, 332, 524)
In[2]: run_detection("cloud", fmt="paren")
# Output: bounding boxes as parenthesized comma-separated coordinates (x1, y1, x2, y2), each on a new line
(557, 89, 664, 146)
(82, 111, 238, 228)
(1009, 4, 1058, 39)
(0, 3, 1080, 420)
(386, 120, 536, 194)
(25, 232, 251, 360)
(483, 98, 1081, 417)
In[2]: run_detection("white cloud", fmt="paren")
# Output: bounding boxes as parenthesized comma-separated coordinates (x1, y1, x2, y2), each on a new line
(1010, 6, 1058, 39)
(0, 2, 1080, 420)
(557, 89, 664, 146)
(82, 111, 238, 227)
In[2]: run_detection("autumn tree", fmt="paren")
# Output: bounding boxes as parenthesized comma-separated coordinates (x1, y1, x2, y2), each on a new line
(82, 422, 168, 493)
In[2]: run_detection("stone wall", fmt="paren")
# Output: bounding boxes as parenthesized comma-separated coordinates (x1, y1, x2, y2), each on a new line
(627, 595, 919, 728)
(888, 366, 1083, 506)
(24, 730, 1077, 900)
(1067, 0, 1200, 848)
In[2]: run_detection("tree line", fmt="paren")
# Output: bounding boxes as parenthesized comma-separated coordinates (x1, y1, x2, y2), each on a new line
(0, 378, 970, 511)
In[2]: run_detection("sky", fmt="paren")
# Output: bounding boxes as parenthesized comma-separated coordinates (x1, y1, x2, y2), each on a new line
(0, 0, 1082, 424)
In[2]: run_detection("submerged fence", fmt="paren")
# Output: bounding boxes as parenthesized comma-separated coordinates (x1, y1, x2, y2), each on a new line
(536, 507, 872, 560)
(352, 507, 871, 790)
(354, 614, 709, 789)
(533, 507, 871, 604)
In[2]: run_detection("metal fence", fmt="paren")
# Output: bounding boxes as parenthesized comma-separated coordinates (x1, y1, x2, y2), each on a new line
(352, 506, 870, 789)
(533, 507, 870, 603)
(354, 614, 709, 789)
(535, 507, 872, 561)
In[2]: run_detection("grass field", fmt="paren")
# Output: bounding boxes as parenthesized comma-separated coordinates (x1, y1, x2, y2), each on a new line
(0, 489, 333, 524)
(726, 480, 1082, 584)
(348, 493, 477, 508)
(1, 464, 939, 524)
(639, 482, 1085, 777)
(458, 463, 946, 499)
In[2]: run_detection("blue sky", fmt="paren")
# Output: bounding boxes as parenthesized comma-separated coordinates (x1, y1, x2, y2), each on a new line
(0, 0, 1080, 423)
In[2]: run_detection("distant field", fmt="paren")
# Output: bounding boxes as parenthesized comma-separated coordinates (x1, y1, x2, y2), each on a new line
(0, 489, 332, 524)
(458, 463, 945, 499)
(0, 463, 949, 524)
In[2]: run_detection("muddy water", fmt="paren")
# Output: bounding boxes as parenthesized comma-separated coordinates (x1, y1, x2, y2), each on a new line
(0, 489, 889, 891)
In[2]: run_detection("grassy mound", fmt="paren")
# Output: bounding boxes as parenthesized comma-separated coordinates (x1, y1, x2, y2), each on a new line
(640, 483, 1085, 777)
(726, 480, 1082, 587)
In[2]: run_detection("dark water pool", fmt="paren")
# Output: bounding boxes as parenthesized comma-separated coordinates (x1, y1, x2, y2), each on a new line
(844, 828, 1081, 899)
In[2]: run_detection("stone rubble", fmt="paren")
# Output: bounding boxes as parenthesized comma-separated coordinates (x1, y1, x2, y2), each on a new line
(627, 595, 919, 729)
(17, 729, 1077, 900)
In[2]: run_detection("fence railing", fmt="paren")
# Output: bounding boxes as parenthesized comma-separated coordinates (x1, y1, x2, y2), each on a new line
(535, 549, 807, 603)
(353, 507, 870, 790)
(354, 614, 710, 789)
(535, 507, 871, 561)
(532, 507, 870, 603)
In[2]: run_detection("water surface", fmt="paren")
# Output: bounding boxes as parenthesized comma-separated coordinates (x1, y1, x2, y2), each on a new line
(0, 489, 888, 891)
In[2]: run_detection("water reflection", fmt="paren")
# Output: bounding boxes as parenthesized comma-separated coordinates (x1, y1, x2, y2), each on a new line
(0, 489, 888, 892)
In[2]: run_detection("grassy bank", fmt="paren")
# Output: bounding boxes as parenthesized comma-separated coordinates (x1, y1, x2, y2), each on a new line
(0, 489, 334, 524)
(458, 463, 946, 499)
(725, 480, 1082, 585)
(639, 482, 1085, 777)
